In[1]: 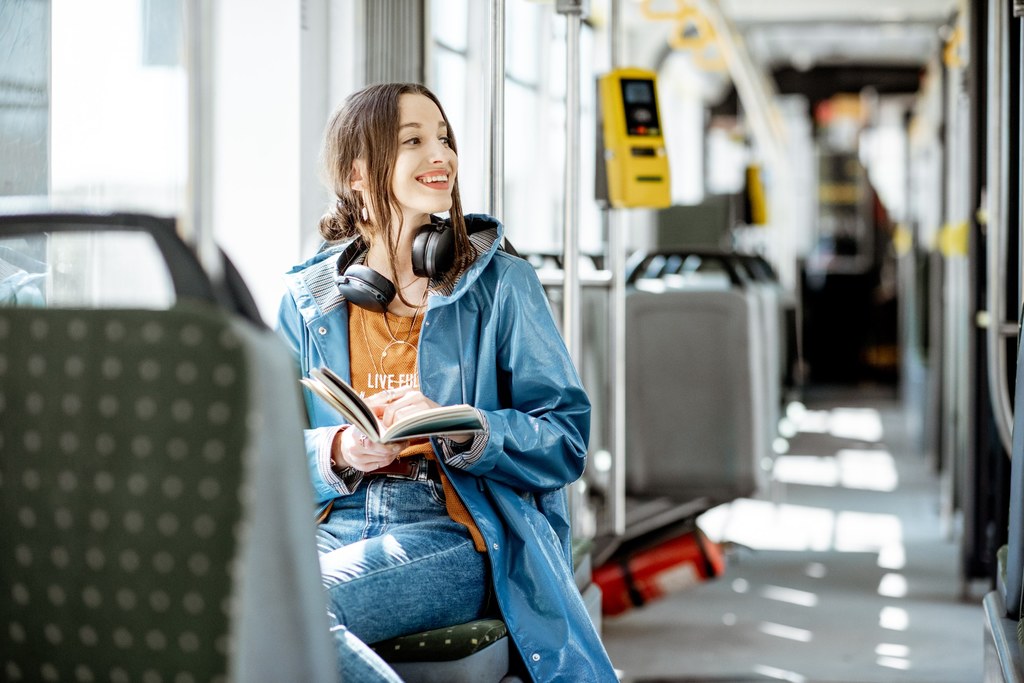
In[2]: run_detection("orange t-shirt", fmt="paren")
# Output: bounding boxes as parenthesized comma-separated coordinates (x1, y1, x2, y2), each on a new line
(348, 304, 486, 552)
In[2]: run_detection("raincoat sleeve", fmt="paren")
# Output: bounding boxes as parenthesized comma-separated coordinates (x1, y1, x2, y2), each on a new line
(276, 293, 364, 503)
(452, 257, 591, 493)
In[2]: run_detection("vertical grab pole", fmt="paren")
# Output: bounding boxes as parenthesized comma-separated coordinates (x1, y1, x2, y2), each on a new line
(557, 0, 586, 538)
(558, 0, 585, 367)
(607, 0, 627, 536)
(182, 0, 221, 282)
(486, 0, 505, 221)
(609, 211, 626, 536)
(986, 0, 1014, 455)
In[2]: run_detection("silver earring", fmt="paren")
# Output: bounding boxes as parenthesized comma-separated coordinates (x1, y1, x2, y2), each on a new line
(361, 206, 369, 222)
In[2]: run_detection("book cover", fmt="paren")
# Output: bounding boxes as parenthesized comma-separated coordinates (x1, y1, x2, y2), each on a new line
(300, 367, 483, 443)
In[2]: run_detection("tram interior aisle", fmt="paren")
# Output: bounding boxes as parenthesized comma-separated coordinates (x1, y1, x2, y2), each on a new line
(602, 385, 983, 683)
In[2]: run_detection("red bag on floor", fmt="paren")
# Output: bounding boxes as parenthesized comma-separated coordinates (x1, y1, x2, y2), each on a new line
(593, 527, 725, 616)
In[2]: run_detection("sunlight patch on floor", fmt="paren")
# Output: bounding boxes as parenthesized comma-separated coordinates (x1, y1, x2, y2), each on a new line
(878, 543, 906, 570)
(878, 572, 908, 597)
(876, 643, 912, 671)
(759, 584, 819, 607)
(610, 400, 972, 683)
(698, 498, 903, 560)
(758, 621, 814, 642)
(772, 449, 898, 491)
(781, 402, 885, 443)
(880, 606, 910, 631)
(877, 656, 913, 670)
(828, 408, 885, 442)
(835, 509, 903, 553)
(752, 664, 807, 682)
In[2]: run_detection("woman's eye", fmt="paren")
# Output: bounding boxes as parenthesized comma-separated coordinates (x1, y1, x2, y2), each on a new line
(403, 137, 420, 146)
(440, 136, 451, 146)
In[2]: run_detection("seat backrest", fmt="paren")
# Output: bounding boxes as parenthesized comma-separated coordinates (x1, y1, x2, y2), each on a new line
(625, 261, 764, 503)
(0, 210, 336, 682)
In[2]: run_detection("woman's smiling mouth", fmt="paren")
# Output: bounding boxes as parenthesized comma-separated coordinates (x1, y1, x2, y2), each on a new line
(417, 172, 450, 188)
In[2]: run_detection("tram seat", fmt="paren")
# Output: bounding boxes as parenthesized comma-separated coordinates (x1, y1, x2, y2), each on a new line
(623, 250, 768, 502)
(734, 254, 784, 461)
(0, 211, 336, 682)
(739, 254, 792, 392)
(673, 252, 783, 473)
(370, 619, 514, 682)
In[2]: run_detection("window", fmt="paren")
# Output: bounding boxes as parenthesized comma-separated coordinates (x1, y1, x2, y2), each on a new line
(50, 0, 187, 213)
(427, 0, 600, 255)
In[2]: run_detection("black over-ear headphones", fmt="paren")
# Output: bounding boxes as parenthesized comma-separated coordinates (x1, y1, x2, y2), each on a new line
(335, 217, 455, 313)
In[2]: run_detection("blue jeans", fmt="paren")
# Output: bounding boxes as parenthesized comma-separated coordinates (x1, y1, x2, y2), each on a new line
(316, 468, 489, 682)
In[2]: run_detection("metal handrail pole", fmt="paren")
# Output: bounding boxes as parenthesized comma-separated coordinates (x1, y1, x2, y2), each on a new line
(609, 209, 626, 536)
(605, 0, 626, 537)
(558, 0, 584, 367)
(985, 0, 1014, 455)
(487, 0, 505, 221)
(182, 0, 221, 282)
(555, 0, 586, 540)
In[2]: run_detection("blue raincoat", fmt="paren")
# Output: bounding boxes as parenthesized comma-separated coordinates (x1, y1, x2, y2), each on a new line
(276, 215, 617, 682)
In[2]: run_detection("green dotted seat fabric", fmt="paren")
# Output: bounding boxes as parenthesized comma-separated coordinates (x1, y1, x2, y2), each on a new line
(0, 305, 249, 683)
(370, 618, 508, 663)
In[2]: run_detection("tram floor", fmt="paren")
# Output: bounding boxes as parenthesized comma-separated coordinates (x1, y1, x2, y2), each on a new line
(602, 384, 987, 683)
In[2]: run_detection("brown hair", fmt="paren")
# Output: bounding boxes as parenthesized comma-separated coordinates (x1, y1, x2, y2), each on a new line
(318, 83, 473, 296)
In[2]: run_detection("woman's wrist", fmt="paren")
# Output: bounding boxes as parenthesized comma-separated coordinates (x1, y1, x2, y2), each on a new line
(330, 425, 351, 470)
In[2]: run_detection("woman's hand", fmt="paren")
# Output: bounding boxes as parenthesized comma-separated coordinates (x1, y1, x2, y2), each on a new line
(376, 386, 436, 424)
(333, 426, 404, 472)
(378, 387, 472, 444)
(331, 387, 472, 470)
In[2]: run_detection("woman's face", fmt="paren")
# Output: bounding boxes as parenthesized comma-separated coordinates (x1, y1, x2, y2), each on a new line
(390, 93, 458, 230)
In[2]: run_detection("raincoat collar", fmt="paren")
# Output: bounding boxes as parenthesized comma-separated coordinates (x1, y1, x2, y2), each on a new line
(285, 214, 503, 324)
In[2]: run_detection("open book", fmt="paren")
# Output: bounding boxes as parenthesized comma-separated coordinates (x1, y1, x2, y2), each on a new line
(300, 367, 483, 443)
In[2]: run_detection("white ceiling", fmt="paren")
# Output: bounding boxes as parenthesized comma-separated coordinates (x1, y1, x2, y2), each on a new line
(622, 0, 961, 70)
(722, 0, 960, 69)
(719, 0, 958, 24)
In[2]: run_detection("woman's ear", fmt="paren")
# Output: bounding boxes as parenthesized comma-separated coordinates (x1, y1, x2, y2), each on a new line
(350, 159, 368, 191)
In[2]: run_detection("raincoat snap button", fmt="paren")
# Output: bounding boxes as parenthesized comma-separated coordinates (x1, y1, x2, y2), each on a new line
(492, 543, 499, 551)
(318, 326, 327, 335)
(531, 653, 540, 662)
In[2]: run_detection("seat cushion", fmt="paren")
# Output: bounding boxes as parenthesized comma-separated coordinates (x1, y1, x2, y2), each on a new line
(370, 618, 508, 663)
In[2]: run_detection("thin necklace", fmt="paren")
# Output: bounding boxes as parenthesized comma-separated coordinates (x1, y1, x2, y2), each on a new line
(381, 309, 417, 350)
(382, 286, 427, 354)
(360, 288, 428, 377)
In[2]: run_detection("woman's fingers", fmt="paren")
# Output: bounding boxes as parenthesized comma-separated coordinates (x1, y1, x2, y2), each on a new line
(340, 427, 402, 472)
(365, 386, 413, 414)
(380, 390, 440, 426)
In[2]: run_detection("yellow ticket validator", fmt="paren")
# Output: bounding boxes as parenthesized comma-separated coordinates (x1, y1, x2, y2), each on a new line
(598, 68, 671, 208)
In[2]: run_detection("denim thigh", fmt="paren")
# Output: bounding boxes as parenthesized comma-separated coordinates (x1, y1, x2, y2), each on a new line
(316, 475, 488, 645)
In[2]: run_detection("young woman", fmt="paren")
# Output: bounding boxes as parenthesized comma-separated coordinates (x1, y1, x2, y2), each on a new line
(277, 82, 617, 682)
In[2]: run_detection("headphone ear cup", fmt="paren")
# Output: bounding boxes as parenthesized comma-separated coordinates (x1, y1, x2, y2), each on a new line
(335, 264, 396, 313)
(412, 222, 456, 278)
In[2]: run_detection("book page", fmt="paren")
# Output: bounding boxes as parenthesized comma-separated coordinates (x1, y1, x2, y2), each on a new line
(300, 367, 483, 444)
(381, 404, 483, 441)
(301, 368, 381, 439)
